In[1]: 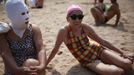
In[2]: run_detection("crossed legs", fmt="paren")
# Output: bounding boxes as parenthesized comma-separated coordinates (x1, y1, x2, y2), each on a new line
(86, 50, 132, 75)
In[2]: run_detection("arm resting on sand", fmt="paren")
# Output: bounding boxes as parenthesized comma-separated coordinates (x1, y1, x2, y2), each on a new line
(46, 29, 65, 66)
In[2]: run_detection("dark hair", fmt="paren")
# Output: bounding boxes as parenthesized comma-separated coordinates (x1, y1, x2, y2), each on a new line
(99, 0, 104, 3)
(111, 0, 117, 3)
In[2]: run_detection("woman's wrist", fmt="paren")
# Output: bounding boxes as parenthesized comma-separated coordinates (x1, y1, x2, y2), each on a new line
(14, 67, 22, 74)
(15, 66, 30, 74)
(39, 64, 45, 70)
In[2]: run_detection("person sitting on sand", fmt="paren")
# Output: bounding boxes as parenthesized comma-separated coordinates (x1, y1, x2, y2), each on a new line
(91, 0, 121, 26)
(25, 0, 44, 8)
(0, 0, 46, 75)
(46, 4, 133, 75)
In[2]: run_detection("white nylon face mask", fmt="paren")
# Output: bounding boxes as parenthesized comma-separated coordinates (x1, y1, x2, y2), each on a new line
(5, 0, 30, 38)
(5, 0, 29, 29)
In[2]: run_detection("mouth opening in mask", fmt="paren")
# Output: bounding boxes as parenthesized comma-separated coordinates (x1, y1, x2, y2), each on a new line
(25, 21, 29, 24)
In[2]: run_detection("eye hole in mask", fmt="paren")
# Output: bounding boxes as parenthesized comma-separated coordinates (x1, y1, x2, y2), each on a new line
(21, 12, 25, 15)
(21, 11, 29, 15)
(27, 11, 29, 14)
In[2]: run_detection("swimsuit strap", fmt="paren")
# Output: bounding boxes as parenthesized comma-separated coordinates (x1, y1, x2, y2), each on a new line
(68, 25, 85, 38)
(28, 24, 32, 32)
(81, 26, 85, 34)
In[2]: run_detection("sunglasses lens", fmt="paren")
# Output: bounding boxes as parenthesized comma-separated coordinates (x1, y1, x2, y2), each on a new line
(78, 15, 84, 19)
(70, 14, 84, 20)
(70, 15, 77, 20)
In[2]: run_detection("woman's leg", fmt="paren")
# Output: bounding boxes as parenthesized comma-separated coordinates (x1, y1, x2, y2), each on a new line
(90, 7, 105, 25)
(100, 50, 132, 70)
(86, 60, 124, 75)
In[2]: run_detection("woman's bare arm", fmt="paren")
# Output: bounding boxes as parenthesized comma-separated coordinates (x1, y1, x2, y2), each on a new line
(33, 26, 46, 70)
(0, 34, 27, 75)
(83, 24, 123, 54)
(46, 28, 65, 66)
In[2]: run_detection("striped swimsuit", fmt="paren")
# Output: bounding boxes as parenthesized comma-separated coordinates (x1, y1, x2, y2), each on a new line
(5, 25, 37, 75)
(66, 26, 104, 66)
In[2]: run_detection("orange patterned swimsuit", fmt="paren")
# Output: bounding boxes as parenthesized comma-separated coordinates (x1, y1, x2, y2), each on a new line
(66, 26, 104, 66)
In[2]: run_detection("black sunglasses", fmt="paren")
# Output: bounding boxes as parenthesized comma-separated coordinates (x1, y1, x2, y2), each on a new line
(70, 14, 84, 20)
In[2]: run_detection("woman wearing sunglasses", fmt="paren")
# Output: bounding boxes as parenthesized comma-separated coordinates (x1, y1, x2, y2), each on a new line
(46, 5, 133, 75)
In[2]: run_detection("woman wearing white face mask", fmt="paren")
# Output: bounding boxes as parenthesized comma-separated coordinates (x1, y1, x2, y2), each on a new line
(0, 0, 46, 75)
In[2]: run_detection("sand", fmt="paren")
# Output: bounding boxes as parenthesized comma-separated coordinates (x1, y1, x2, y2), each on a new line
(0, 0, 134, 75)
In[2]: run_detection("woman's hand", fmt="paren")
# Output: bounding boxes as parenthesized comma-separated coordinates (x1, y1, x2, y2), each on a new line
(15, 66, 33, 75)
(29, 65, 45, 75)
(121, 53, 134, 63)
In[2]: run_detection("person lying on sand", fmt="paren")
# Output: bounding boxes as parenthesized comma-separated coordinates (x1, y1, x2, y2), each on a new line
(0, 0, 46, 75)
(91, 0, 120, 26)
(46, 4, 133, 75)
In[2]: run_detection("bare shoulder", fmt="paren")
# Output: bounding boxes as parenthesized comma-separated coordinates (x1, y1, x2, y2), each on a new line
(82, 24, 93, 31)
(58, 26, 68, 35)
(31, 25, 42, 35)
(55, 26, 68, 43)
(81, 24, 93, 34)
(32, 24, 40, 30)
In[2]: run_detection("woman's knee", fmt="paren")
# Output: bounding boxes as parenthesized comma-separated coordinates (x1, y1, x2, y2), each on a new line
(102, 66, 124, 75)
(110, 68, 124, 75)
(90, 7, 97, 14)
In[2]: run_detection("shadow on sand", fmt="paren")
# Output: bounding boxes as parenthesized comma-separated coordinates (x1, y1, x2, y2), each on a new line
(66, 64, 134, 75)
(66, 64, 97, 75)
(46, 68, 61, 75)
(125, 69, 134, 75)
(126, 62, 134, 75)
(95, 22, 128, 32)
